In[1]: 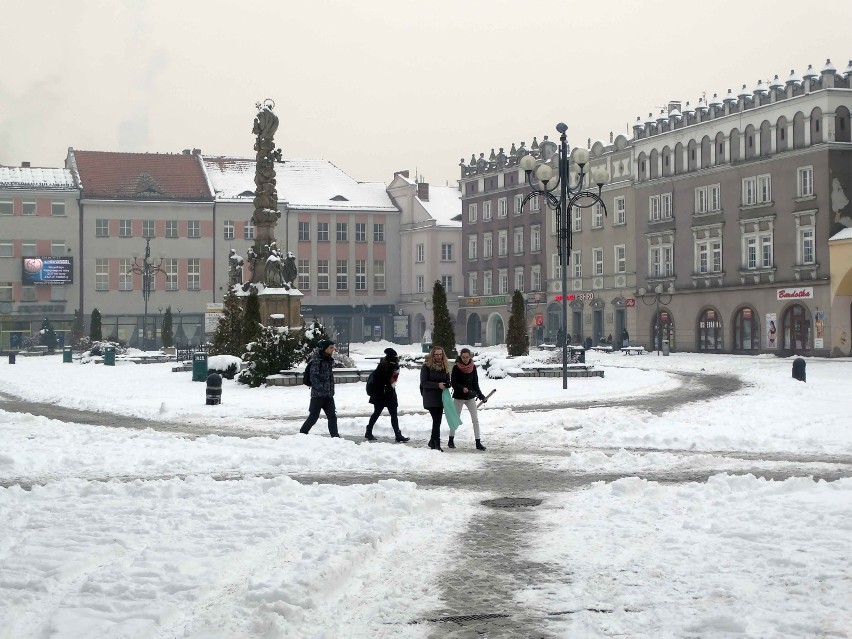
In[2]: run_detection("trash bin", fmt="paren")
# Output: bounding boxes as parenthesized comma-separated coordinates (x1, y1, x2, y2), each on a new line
(192, 352, 208, 382)
(8, 352, 16, 365)
(662, 339, 670, 356)
(421, 342, 432, 353)
(206, 372, 222, 405)
(103, 346, 115, 366)
(63, 346, 73, 363)
(792, 357, 806, 382)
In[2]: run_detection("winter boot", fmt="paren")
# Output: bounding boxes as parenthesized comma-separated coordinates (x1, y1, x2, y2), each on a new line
(447, 436, 455, 449)
(428, 439, 443, 452)
(475, 439, 487, 451)
(394, 429, 410, 443)
(364, 427, 377, 441)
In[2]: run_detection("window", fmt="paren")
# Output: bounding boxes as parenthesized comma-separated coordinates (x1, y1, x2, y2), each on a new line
(0, 241, 12, 257)
(498, 230, 508, 257)
(483, 201, 492, 220)
(188, 221, 200, 238)
(224, 220, 235, 240)
(530, 194, 540, 211)
(614, 197, 626, 225)
(468, 236, 477, 260)
(530, 225, 541, 252)
(119, 258, 133, 291)
(498, 269, 508, 294)
(743, 175, 771, 205)
(572, 206, 582, 232)
(317, 222, 329, 241)
(22, 241, 36, 257)
(355, 222, 366, 242)
(416, 243, 425, 262)
(468, 203, 478, 223)
(695, 187, 709, 213)
(593, 248, 604, 276)
(317, 260, 329, 290)
(373, 223, 385, 242)
(166, 220, 178, 238)
(572, 250, 582, 278)
(355, 259, 366, 290)
(119, 220, 132, 237)
(0, 200, 12, 215)
(243, 223, 255, 240)
(51, 241, 65, 257)
(22, 285, 36, 302)
(22, 200, 36, 215)
(744, 231, 773, 269)
(798, 166, 814, 197)
(441, 243, 453, 261)
(514, 194, 524, 215)
(373, 260, 385, 289)
(531, 265, 541, 291)
(483, 271, 492, 295)
(298, 260, 310, 290)
(615, 245, 626, 273)
(187, 258, 200, 290)
(650, 195, 661, 221)
(336, 222, 348, 242)
(96, 259, 109, 291)
(513, 227, 524, 255)
(469, 272, 478, 296)
(552, 253, 562, 280)
(650, 244, 674, 277)
(734, 307, 760, 351)
(51, 201, 66, 216)
(165, 259, 178, 290)
(514, 267, 524, 292)
(298, 221, 310, 241)
(497, 197, 507, 218)
(441, 275, 453, 292)
(698, 308, 723, 351)
(143, 220, 155, 238)
(336, 260, 348, 290)
(800, 227, 815, 265)
(416, 275, 424, 294)
(95, 219, 109, 237)
(661, 193, 672, 219)
(592, 203, 603, 228)
(695, 240, 722, 273)
(0, 282, 11, 301)
(483, 233, 493, 259)
(50, 284, 65, 302)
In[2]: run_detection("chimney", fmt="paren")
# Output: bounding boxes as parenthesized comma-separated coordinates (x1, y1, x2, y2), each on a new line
(192, 148, 201, 156)
(394, 169, 410, 178)
(21, 161, 30, 168)
(417, 182, 430, 201)
(182, 149, 192, 155)
(667, 101, 682, 114)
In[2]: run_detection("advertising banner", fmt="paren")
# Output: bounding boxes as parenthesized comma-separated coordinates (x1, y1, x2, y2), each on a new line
(393, 315, 409, 339)
(766, 313, 777, 349)
(21, 257, 73, 285)
(814, 310, 825, 349)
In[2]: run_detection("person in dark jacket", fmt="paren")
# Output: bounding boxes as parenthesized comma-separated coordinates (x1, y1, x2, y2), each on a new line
(299, 339, 339, 437)
(420, 345, 451, 451)
(365, 347, 410, 442)
(621, 328, 630, 347)
(449, 347, 487, 450)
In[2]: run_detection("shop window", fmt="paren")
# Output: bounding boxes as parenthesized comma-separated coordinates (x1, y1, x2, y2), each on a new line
(733, 307, 759, 351)
(698, 308, 723, 351)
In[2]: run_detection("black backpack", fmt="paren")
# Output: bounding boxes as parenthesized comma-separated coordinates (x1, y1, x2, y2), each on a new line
(365, 370, 376, 395)
(303, 361, 312, 387)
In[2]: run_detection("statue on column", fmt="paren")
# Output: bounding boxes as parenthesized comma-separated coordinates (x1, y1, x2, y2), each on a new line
(228, 248, 244, 286)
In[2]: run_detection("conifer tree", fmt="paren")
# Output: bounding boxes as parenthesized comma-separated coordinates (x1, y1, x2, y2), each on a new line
(301, 317, 328, 357)
(242, 286, 262, 346)
(238, 325, 302, 388)
(72, 309, 84, 344)
(89, 309, 103, 341)
(210, 291, 244, 356)
(161, 307, 174, 348)
(506, 290, 530, 356)
(431, 280, 456, 356)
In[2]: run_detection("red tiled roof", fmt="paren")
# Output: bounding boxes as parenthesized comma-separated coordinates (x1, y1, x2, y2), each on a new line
(72, 150, 213, 201)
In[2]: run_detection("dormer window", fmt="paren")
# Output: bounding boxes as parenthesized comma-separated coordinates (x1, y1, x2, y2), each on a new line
(331, 195, 348, 202)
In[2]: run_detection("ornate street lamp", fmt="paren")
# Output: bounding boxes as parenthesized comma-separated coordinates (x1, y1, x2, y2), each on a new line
(128, 238, 166, 351)
(638, 284, 673, 355)
(519, 123, 610, 389)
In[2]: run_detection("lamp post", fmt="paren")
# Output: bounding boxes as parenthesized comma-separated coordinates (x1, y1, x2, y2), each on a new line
(519, 123, 610, 389)
(128, 238, 165, 351)
(176, 306, 184, 346)
(638, 284, 673, 355)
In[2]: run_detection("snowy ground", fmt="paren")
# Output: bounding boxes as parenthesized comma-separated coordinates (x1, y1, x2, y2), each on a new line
(1, 343, 850, 637)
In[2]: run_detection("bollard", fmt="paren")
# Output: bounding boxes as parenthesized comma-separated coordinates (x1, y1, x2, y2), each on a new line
(8, 352, 16, 365)
(792, 357, 806, 382)
(206, 372, 222, 405)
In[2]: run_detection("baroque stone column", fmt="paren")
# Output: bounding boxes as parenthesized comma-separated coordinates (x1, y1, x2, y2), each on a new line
(249, 100, 283, 285)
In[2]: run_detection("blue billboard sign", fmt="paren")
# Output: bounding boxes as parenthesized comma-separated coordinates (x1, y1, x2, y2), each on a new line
(21, 257, 73, 285)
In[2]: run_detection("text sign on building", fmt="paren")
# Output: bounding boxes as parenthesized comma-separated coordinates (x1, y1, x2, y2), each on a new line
(21, 257, 73, 285)
(555, 292, 593, 302)
(776, 287, 813, 301)
(205, 303, 224, 334)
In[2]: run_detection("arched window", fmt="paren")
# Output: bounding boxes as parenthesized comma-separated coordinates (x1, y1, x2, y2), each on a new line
(836, 106, 851, 143)
(733, 307, 759, 351)
(760, 121, 772, 156)
(698, 308, 723, 351)
(776, 116, 788, 152)
(810, 108, 823, 144)
(701, 136, 712, 168)
(782, 304, 812, 353)
(651, 309, 675, 352)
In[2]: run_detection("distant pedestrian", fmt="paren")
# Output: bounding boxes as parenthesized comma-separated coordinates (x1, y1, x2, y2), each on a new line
(299, 339, 339, 437)
(449, 348, 487, 451)
(420, 345, 451, 451)
(365, 347, 410, 443)
(621, 328, 629, 347)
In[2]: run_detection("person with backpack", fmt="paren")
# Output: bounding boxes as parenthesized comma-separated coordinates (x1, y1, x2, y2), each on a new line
(299, 339, 339, 437)
(449, 347, 487, 451)
(364, 347, 409, 442)
(420, 345, 451, 451)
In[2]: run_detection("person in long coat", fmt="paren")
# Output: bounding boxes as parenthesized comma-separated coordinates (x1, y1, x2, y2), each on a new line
(420, 345, 451, 451)
(365, 347, 410, 442)
(449, 347, 487, 450)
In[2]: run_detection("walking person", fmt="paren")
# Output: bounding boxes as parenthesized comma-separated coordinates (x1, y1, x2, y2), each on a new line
(299, 339, 340, 437)
(449, 348, 487, 451)
(420, 345, 451, 451)
(621, 328, 630, 348)
(365, 348, 410, 443)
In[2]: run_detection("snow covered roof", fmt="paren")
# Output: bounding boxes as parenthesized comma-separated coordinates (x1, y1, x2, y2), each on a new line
(0, 166, 76, 190)
(418, 185, 461, 227)
(829, 227, 852, 241)
(203, 157, 398, 212)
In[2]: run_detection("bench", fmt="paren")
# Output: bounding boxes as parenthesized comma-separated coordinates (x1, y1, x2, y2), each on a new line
(621, 346, 646, 355)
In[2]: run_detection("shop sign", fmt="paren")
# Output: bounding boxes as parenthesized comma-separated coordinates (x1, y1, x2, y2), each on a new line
(660, 312, 669, 321)
(554, 292, 593, 302)
(626, 298, 635, 307)
(742, 309, 752, 319)
(776, 287, 813, 300)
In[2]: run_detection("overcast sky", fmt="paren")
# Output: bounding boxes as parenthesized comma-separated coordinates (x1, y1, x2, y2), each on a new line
(1, 0, 850, 188)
